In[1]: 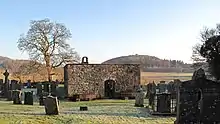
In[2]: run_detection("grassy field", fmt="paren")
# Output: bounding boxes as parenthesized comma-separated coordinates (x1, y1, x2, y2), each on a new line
(141, 72, 193, 84)
(0, 99, 175, 124)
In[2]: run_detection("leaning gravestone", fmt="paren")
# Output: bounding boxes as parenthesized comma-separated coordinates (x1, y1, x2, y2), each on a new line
(44, 96, 59, 115)
(12, 90, 22, 104)
(134, 86, 145, 107)
(24, 91, 34, 105)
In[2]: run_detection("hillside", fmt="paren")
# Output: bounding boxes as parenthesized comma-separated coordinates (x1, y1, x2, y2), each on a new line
(0, 54, 194, 82)
(0, 56, 63, 82)
(102, 54, 193, 73)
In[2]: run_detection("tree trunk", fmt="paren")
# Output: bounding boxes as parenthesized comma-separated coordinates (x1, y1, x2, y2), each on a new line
(45, 55, 52, 82)
(46, 66, 52, 82)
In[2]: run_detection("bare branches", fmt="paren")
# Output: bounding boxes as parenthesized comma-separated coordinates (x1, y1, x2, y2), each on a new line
(192, 23, 220, 79)
(17, 18, 80, 81)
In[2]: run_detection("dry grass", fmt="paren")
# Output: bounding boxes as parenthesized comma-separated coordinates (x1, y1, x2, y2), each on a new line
(141, 72, 193, 84)
(0, 99, 175, 124)
(0, 67, 193, 84)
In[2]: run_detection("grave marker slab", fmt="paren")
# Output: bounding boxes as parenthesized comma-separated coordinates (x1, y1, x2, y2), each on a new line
(24, 91, 33, 105)
(12, 90, 22, 104)
(44, 96, 59, 115)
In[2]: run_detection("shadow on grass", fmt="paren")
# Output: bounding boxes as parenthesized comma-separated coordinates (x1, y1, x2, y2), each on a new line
(60, 107, 173, 119)
(0, 111, 45, 115)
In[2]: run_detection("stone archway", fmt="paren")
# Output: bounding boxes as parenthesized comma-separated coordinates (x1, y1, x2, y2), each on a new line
(104, 79, 116, 99)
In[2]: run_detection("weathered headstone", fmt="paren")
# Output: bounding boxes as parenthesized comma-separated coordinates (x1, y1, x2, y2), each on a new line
(24, 91, 33, 105)
(44, 96, 59, 115)
(156, 93, 171, 113)
(12, 90, 22, 104)
(175, 68, 220, 124)
(135, 86, 145, 107)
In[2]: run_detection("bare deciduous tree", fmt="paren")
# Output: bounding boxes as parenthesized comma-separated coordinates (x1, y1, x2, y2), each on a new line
(17, 19, 80, 82)
(192, 24, 220, 79)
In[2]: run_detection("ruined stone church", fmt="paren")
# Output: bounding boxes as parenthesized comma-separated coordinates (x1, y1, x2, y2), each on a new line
(64, 57, 141, 99)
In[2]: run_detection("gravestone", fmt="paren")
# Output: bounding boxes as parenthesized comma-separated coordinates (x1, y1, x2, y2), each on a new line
(156, 93, 171, 113)
(134, 87, 145, 107)
(24, 91, 33, 105)
(148, 82, 156, 107)
(36, 83, 43, 96)
(3, 70, 9, 98)
(11, 80, 18, 90)
(16, 82, 22, 90)
(44, 96, 59, 115)
(146, 83, 151, 99)
(80, 106, 88, 111)
(12, 90, 22, 104)
(43, 83, 50, 93)
(50, 83, 57, 96)
(167, 81, 174, 93)
(0, 79, 3, 96)
(175, 68, 220, 124)
(7, 90, 13, 101)
(157, 81, 167, 93)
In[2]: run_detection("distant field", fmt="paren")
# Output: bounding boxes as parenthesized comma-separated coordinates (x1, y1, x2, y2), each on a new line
(141, 72, 193, 84)
(0, 69, 193, 84)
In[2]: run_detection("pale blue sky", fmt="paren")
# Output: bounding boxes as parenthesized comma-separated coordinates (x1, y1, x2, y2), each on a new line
(0, 0, 220, 63)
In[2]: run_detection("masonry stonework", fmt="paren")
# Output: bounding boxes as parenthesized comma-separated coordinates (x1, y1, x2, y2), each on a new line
(64, 64, 140, 98)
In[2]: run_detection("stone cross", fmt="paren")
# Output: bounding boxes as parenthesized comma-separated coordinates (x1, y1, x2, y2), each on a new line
(3, 70, 9, 98)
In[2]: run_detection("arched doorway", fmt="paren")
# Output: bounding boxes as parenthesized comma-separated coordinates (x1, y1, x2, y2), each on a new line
(104, 79, 116, 99)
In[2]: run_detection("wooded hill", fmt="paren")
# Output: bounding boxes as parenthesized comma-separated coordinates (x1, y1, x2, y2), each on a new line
(0, 54, 193, 82)
(102, 55, 193, 73)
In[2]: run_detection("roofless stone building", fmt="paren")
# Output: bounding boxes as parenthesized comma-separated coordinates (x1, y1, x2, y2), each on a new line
(64, 57, 141, 99)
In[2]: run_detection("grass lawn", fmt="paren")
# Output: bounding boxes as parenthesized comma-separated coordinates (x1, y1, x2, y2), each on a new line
(0, 99, 175, 124)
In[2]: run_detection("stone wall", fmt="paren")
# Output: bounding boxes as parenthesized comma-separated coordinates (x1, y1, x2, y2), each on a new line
(64, 64, 140, 98)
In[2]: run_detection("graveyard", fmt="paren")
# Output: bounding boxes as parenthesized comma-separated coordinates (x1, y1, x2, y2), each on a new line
(0, 99, 175, 124)
(0, 57, 219, 123)
(1, 3, 220, 123)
